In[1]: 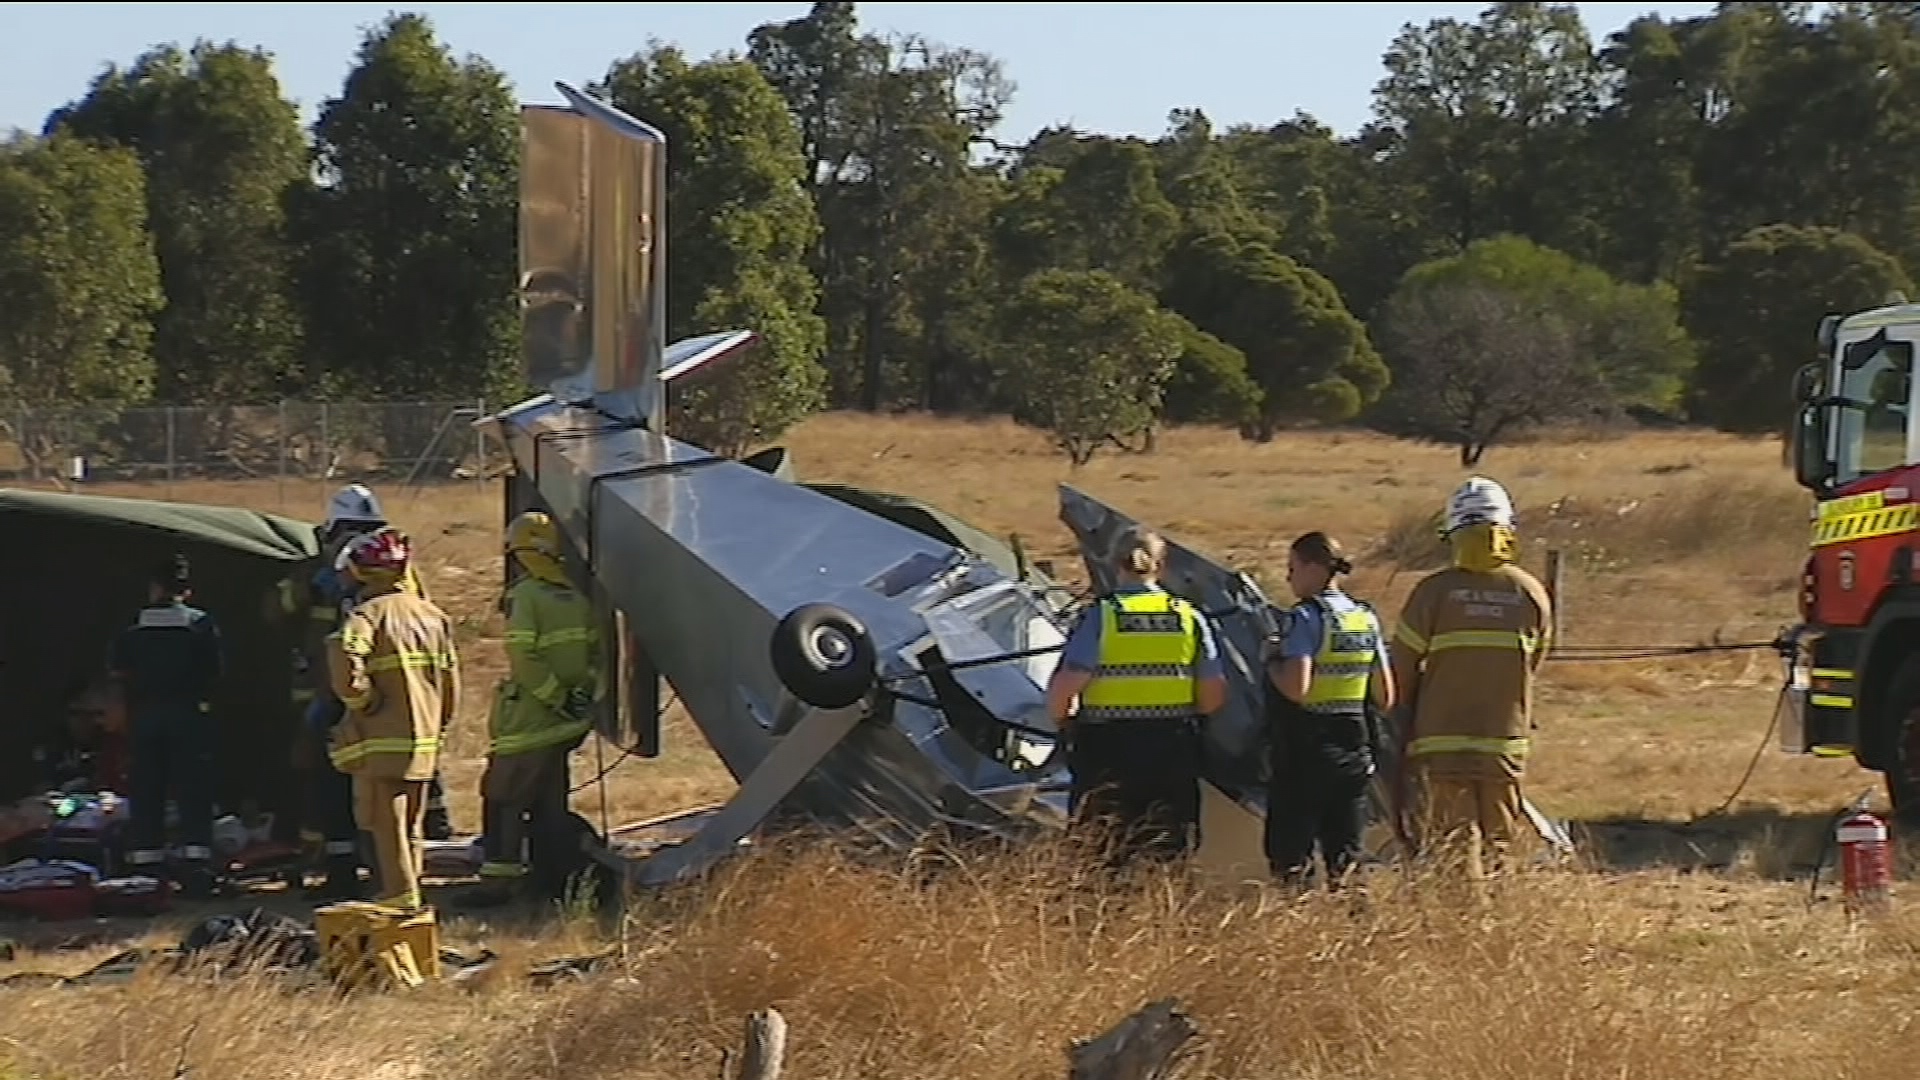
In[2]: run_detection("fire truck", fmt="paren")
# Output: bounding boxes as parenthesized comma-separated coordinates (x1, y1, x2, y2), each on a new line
(1785, 298, 1920, 823)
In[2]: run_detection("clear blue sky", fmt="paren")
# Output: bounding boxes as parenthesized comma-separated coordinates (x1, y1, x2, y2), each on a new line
(0, 2, 1717, 143)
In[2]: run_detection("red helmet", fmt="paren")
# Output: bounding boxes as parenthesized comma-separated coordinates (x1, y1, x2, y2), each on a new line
(345, 527, 412, 581)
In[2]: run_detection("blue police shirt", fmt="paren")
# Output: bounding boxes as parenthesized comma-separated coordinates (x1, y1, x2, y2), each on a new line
(110, 602, 223, 711)
(1059, 584, 1224, 679)
(1275, 588, 1391, 680)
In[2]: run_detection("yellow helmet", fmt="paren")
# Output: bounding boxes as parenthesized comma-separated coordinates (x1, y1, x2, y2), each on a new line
(505, 510, 562, 559)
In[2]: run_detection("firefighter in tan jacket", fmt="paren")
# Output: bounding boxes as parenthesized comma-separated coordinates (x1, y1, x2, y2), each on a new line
(1388, 477, 1553, 879)
(326, 528, 461, 911)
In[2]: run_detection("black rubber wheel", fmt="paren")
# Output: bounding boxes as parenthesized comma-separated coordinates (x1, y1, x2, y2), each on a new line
(1885, 656, 1920, 827)
(770, 603, 878, 710)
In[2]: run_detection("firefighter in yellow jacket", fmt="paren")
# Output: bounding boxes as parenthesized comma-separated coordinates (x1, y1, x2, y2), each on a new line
(325, 527, 461, 911)
(465, 511, 600, 907)
(1387, 476, 1553, 879)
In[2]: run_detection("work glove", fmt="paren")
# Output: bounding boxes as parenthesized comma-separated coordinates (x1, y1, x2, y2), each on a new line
(558, 686, 594, 726)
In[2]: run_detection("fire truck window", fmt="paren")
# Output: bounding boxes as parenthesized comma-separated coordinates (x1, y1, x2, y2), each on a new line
(1835, 338, 1914, 482)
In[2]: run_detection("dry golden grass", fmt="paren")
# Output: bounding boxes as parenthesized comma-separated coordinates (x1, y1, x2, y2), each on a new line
(5, 412, 1910, 1080)
(5, 842, 1920, 1080)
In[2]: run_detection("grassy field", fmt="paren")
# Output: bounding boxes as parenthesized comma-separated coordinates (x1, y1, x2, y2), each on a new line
(4, 412, 1914, 1080)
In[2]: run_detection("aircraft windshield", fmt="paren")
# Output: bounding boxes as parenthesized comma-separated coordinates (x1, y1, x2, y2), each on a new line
(923, 582, 1064, 685)
(1831, 332, 1915, 486)
(921, 581, 1064, 770)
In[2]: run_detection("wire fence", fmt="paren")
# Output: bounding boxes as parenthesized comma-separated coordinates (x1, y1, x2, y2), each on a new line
(0, 400, 503, 487)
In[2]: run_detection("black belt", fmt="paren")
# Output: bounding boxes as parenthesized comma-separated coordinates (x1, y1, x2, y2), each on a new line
(1074, 714, 1202, 728)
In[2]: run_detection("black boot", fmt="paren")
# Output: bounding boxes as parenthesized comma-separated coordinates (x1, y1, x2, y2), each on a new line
(423, 806, 453, 842)
(174, 861, 215, 902)
(304, 856, 364, 902)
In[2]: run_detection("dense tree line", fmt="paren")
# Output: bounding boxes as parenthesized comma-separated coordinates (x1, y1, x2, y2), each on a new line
(4, 2, 1919, 463)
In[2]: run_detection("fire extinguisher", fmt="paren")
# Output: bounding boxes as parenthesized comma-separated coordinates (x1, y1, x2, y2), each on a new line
(1837, 806, 1893, 914)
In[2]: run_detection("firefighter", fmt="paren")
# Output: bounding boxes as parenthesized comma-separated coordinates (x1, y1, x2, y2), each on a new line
(1387, 476, 1554, 879)
(112, 554, 224, 900)
(1046, 526, 1228, 869)
(1262, 532, 1395, 887)
(325, 528, 461, 911)
(293, 485, 453, 892)
(462, 511, 600, 908)
(309, 478, 455, 841)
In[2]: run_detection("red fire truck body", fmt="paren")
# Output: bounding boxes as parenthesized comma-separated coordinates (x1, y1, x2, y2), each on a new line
(1787, 302, 1920, 821)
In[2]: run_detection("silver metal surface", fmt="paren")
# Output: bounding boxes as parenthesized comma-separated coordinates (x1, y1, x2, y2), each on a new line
(497, 393, 1074, 862)
(518, 83, 667, 427)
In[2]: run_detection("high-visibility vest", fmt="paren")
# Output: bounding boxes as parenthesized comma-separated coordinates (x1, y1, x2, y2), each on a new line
(1300, 599, 1379, 717)
(1077, 590, 1201, 722)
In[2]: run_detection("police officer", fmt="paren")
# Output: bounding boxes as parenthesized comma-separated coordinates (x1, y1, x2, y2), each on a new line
(1046, 526, 1227, 869)
(1263, 532, 1395, 887)
(112, 554, 224, 900)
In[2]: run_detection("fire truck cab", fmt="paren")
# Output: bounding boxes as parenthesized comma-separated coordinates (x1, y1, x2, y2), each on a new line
(1786, 298, 1920, 822)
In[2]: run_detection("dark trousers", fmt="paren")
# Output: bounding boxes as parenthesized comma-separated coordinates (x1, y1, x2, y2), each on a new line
(1067, 720, 1203, 868)
(127, 705, 215, 868)
(312, 760, 361, 860)
(1265, 737, 1371, 886)
(480, 746, 571, 896)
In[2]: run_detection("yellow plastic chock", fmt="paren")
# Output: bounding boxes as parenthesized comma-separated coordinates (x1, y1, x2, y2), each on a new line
(314, 901, 442, 991)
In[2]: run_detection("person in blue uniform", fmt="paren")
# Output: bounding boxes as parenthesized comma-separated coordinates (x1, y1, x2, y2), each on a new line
(1047, 526, 1228, 869)
(112, 554, 224, 900)
(1263, 532, 1395, 887)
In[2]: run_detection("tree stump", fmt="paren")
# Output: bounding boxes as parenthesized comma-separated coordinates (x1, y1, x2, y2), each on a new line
(1068, 998, 1199, 1080)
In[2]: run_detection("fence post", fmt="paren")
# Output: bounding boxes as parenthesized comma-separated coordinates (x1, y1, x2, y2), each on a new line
(1545, 548, 1565, 645)
(165, 405, 177, 496)
(277, 399, 289, 510)
(474, 396, 487, 487)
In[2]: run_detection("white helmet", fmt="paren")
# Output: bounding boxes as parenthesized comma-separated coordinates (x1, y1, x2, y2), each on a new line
(324, 484, 386, 533)
(1444, 476, 1514, 535)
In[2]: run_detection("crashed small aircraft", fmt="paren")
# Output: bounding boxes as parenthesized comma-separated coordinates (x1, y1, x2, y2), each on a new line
(476, 84, 1569, 889)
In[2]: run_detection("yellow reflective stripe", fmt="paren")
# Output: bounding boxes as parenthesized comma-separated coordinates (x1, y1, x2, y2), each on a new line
(536, 626, 593, 648)
(375, 891, 422, 910)
(328, 735, 441, 768)
(531, 674, 564, 705)
(292, 688, 316, 703)
(1811, 693, 1855, 709)
(1408, 735, 1530, 759)
(1392, 622, 1428, 656)
(1812, 668, 1854, 680)
(1427, 629, 1537, 655)
(1811, 502, 1920, 547)
(503, 630, 537, 646)
(365, 649, 456, 673)
(490, 719, 591, 756)
(478, 862, 526, 879)
(340, 630, 373, 654)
